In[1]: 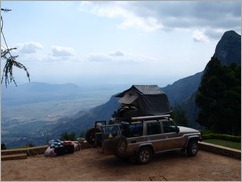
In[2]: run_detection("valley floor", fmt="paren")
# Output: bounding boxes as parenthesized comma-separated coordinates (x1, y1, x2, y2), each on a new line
(1, 148, 241, 181)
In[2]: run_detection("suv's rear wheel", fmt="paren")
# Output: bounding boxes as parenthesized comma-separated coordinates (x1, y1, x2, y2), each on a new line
(114, 136, 127, 156)
(136, 147, 152, 164)
(85, 128, 101, 146)
(187, 139, 198, 157)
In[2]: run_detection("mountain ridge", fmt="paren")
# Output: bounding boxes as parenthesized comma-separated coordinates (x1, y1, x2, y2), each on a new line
(213, 30, 241, 65)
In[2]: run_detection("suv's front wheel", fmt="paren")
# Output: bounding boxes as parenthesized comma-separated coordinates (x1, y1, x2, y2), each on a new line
(136, 146, 153, 164)
(187, 139, 198, 157)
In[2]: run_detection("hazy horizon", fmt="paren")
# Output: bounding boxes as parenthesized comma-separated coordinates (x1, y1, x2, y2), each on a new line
(1, 1, 240, 87)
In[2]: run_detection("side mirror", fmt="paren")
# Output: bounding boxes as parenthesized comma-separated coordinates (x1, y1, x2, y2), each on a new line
(176, 127, 180, 133)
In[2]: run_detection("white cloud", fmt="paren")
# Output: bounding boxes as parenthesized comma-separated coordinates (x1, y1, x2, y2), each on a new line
(87, 51, 157, 63)
(192, 28, 226, 42)
(79, 1, 163, 32)
(78, 1, 240, 40)
(109, 50, 125, 57)
(16, 41, 43, 54)
(118, 16, 163, 32)
(204, 28, 226, 40)
(79, 1, 127, 18)
(11, 44, 77, 62)
(88, 53, 111, 62)
(51, 46, 76, 58)
(192, 30, 209, 42)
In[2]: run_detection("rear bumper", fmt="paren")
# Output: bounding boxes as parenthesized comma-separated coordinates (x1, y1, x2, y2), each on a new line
(102, 139, 132, 157)
(102, 139, 116, 155)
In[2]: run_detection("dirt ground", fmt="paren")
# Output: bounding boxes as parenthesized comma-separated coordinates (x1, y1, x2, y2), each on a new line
(1, 148, 241, 181)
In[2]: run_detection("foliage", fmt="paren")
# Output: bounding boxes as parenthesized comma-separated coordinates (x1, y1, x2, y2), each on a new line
(171, 104, 189, 126)
(1, 143, 7, 150)
(80, 131, 86, 138)
(196, 57, 241, 135)
(60, 132, 76, 141)
(201, 131, 241, 142)
(1, 8, 30, 87)
(21, 143, 35, 148)
(203, 139, 241, 150)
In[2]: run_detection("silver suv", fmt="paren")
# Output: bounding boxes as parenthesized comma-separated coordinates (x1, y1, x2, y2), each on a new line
(101, 115, 202, 164)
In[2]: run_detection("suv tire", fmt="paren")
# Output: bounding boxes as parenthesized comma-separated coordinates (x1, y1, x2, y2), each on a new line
(187, 139, 198, 157)
(85, 128, 101, 146)
(136, 146, 152, 164)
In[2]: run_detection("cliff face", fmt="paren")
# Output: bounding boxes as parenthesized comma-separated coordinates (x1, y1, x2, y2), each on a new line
(213, 30, 241, 65)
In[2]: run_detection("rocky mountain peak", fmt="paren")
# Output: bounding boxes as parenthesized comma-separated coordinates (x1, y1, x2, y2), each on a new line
(213, 30, 241, 65)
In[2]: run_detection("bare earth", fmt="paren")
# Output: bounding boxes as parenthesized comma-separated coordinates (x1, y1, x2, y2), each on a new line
(1, 148, 241, 181)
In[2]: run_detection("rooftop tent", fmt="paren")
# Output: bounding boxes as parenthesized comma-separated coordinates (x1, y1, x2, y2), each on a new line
(116, 85, 171, 116)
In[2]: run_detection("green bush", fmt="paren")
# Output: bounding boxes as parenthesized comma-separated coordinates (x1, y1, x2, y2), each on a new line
(203, 139, 241, 150)
(1, 143, 7, 150)
(60, 131, 76, 141)
(21, 143, 35, 148)
(202, 131, 241, 142)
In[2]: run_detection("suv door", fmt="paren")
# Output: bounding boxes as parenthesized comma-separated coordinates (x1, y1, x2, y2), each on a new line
(160, 120, 183, 150)
(144, 120, 165, 152)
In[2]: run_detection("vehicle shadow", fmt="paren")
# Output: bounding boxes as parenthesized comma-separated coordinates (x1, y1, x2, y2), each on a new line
(99, 150, 188, 167)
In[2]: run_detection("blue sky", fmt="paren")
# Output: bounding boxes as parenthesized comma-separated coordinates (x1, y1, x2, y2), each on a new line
(1, 1, 241, 87)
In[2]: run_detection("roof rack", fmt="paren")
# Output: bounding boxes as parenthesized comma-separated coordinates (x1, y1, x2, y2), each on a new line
(131, 114, 171, 121)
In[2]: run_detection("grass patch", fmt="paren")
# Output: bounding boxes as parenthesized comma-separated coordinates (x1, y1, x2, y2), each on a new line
(203, 139, 241, 150)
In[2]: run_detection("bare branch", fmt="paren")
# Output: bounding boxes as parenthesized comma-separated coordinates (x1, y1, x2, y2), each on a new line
(1, 56, 30, 87)
(1, 8, 11, 12)
(1, 47, 17, 58)
(1, 8, 30, 87)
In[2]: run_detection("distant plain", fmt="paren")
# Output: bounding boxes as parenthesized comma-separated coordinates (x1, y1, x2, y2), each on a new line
(1, 82, 128, 148)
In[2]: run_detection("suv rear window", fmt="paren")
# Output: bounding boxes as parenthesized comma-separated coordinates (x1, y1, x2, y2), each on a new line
(101, 125, 120, 139)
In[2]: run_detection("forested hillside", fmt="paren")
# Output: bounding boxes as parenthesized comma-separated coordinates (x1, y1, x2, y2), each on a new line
(196, 57, 241, 135)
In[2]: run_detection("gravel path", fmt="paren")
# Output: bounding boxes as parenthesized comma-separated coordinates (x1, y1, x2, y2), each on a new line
(1, 148, 241, 181)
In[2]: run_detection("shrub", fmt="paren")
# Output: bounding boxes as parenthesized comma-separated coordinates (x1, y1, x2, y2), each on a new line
(22, 143, 35, 148)
(1, 143, 7, 150)
(202, 132, 241, 142)
(60, 131, 76, 141)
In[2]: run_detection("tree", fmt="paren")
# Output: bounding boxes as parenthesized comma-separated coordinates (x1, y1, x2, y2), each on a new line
(80, 131, 86, 138)
(60, 132, 76, 141)
(1, 8, 30, 87)
(196, 57, 241, 135)
(171, 104, 189, 127)
(1, 143, 7, 150)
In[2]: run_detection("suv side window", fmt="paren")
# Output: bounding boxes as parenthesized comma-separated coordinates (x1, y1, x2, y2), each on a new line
(162, 120, 177, 133)
(147, 121, 161, 135)
(121, 122, 143, 138)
